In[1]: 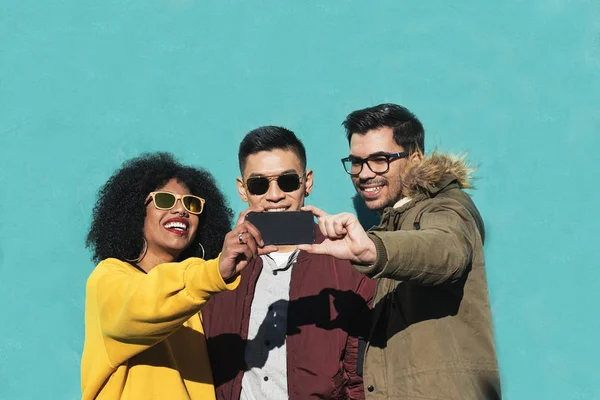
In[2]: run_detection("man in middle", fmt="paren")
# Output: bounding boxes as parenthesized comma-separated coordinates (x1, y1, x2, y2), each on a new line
(203, 126, 376, 400)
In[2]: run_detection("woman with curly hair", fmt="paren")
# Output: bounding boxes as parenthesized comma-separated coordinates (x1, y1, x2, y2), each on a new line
(81, 152, 275, 400)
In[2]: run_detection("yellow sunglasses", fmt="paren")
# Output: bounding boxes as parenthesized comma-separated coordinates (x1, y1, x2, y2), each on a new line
(145, 191, 205, 215)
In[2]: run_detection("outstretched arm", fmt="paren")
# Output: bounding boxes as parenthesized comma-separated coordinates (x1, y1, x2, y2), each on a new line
(299, 203, 474, 285)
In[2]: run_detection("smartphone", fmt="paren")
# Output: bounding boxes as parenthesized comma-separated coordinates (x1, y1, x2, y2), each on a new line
(245, 211, 315, 245)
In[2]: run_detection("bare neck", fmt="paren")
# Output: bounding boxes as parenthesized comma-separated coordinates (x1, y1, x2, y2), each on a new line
(137, 249, 178, 273)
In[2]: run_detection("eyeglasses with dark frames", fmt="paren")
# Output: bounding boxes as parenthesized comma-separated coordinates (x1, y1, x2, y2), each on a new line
(341, 152, 409, 176)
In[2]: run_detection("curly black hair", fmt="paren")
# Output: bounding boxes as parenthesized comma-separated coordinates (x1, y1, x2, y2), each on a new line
(86, 152, 234, 263)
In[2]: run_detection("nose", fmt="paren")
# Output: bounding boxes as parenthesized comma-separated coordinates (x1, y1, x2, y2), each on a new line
(265, 180, 286, 202)
(171, 198, 188, 215)
(357, 162, 376, 180)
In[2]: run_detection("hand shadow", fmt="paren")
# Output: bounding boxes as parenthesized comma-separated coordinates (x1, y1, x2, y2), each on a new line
(312, 288, 372, 339)
(207, 300, 288, 386)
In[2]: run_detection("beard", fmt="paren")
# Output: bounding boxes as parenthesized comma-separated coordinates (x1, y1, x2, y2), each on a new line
(353, 175, 404, 212)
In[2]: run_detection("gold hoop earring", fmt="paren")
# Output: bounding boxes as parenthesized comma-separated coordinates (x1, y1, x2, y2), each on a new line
(125, 238, 148, 263)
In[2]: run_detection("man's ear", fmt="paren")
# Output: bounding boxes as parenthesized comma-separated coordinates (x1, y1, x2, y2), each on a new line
(236, 177, 249, 202)
(304, 169, 314, 197)
(409, 151, 424, 163)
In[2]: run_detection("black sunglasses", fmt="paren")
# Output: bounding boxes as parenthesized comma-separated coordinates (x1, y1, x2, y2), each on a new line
(245, 173, 303, 196)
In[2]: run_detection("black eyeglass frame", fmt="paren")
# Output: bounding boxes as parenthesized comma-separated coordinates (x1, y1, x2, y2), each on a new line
(341, 152, 410, 176)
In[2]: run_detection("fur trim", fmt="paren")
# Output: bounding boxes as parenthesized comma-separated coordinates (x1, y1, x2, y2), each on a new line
(400, 152, 477, 198)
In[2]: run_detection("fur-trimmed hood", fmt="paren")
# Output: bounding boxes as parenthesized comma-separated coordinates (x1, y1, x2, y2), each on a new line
(400, 152, 477, 199)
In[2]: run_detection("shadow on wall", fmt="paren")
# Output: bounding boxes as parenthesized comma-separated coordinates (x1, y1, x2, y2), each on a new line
(352, 193, 380, 230)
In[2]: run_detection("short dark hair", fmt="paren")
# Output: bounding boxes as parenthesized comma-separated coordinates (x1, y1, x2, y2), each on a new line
(238, 126, 307, 172)
(342, 103, 425, 153)
(86, 152, 233, 263)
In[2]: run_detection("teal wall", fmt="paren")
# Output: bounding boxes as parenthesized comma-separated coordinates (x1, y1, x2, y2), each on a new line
(1, 1, 598, 399)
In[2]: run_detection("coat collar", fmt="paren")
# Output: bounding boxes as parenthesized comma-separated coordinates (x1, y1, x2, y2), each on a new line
(381, 152, 477, 219)
(399, 151, 475, 199)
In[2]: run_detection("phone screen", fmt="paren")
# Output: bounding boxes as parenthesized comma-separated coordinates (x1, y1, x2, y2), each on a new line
(245, 211, 315, 245)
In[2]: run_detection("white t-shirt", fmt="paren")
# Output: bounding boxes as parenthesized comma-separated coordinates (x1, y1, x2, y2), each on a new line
(240, 250, 298, 400)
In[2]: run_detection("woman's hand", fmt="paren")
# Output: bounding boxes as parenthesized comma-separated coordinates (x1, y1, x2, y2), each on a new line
(219, 207, 278, 280)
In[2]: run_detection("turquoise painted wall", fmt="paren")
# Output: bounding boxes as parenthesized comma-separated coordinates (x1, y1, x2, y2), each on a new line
(1, 1, 598, 399)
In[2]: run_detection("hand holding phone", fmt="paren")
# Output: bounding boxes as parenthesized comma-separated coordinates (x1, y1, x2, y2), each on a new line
(245, 211, 315, 245)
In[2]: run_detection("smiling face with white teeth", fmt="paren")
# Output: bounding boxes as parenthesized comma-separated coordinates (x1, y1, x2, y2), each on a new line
(349, 126, 413, 212)
(237, 149, 313, 214)
(142, 178, 199, 262)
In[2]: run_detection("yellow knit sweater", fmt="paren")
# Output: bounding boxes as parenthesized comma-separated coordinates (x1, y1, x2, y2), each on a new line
(81, 256, 239, 399)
